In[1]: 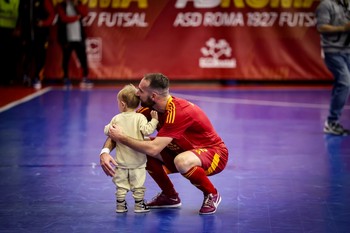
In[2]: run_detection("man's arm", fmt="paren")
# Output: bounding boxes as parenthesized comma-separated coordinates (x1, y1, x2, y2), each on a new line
(317, 23, 350, 33)
(99, 137, 117, 177)
(109, 124, 172, 157)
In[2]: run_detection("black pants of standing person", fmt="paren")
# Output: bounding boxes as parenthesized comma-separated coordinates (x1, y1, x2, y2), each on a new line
(22, 28, 50, 86)
(0, 28, 20, 86)
(61, 41, 88, 80)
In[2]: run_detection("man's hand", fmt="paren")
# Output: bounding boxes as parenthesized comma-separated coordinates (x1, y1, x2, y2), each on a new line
(100, 153, 117, 177)
(108, 124, 124, 142)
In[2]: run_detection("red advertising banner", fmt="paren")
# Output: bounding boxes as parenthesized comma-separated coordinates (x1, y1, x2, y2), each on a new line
(46, 0, 330, 81)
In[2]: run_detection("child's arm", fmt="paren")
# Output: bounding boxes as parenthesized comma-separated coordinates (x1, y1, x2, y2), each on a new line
(150, 110, 158, 121)
(140, 111, 158, 136)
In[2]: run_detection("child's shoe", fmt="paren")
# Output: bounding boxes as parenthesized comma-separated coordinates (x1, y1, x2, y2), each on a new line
(134, 199, 150, 213)
(116, 200, 128, 213)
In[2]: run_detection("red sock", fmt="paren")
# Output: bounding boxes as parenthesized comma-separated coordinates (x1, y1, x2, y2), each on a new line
(182, 166, 217, 195)
(146, 156, 177, 197)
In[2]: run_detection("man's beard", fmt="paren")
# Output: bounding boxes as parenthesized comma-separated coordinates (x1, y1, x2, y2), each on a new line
(140, 97, 156, 108)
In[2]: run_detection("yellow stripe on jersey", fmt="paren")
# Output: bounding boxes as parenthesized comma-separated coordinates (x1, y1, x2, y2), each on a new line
(165, 96, 175, 123)
(137, 107, 149, 114)
(205, 153, 220, 175)
(183, 167, 197, 178)
(195, 148, 208, 155)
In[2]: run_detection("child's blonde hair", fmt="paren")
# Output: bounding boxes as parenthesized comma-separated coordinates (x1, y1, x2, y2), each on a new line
(117, 84, 140, 109)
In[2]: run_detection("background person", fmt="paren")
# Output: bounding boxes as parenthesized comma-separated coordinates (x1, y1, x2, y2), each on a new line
(56, 0, 92, 88)
(17, 0, 56, 90)
(315, 0, 350, 136)
(0, 0, 20, 86)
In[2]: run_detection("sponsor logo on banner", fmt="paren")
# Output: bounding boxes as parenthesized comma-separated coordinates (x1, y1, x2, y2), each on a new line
(86, 37, 102, 65)
(199, 38, 236, 69)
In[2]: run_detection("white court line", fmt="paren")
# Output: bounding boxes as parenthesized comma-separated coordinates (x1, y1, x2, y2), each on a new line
(1, 89, 348, 112)
(173, 93, 350, 110)
(0, 87, 52, 113)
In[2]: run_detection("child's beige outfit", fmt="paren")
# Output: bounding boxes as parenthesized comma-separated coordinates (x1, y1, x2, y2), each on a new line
(104, 111, 158, 213)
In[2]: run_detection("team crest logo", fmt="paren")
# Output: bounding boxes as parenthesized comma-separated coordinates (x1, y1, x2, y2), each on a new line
(86, 37, 102, 65)
(199, 38, 236, 68)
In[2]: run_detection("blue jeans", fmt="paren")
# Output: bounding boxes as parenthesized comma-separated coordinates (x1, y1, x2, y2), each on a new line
(324, 52, 350, 123)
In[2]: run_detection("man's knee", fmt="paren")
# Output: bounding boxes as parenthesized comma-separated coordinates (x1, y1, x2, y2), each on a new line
(174, 153, 201, 173)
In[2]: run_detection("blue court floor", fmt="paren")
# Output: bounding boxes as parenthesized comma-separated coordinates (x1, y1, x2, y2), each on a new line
(0, 86, 349, 233)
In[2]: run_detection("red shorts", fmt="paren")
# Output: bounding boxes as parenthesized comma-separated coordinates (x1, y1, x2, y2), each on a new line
(160, 143, 229, 176)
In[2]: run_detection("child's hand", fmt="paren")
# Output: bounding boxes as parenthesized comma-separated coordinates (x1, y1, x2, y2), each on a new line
(150, 110, 158, 120)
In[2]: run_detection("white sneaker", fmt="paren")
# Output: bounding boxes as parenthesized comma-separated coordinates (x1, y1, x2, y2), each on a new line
(324, 121, 349, 136)
(33, 81, 42, 90)
(80, 79, 93, 88)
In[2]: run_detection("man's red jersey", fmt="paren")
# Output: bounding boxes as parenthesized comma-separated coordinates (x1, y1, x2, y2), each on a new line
(137, 96, 225, 154)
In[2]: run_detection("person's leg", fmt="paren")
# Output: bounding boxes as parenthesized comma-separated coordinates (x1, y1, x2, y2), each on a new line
(32, 39, 48, 89)
(324, 53, 350, 135)
(182, 166, 216, 195)
(0, 28, 17, 85)
(21, 40, 34, 86)
(130, 168, 149, 213)
(112, 167, 129, 213)
(74, 41, 89, 78)
(62, 43, 73, 81)
(130, 168, 146, 202)
(146, 154, 178, 197)
(178, 146, 228, 214)
(178, 146, 228, 192)
(145, 153, 181, 208)
(74, 41, 93, 87)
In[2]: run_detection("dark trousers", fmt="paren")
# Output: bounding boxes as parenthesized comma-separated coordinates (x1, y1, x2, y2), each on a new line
(0, 28, 20, 85)
(22, 29, 49, 81)
(61, 41, 88, 79)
